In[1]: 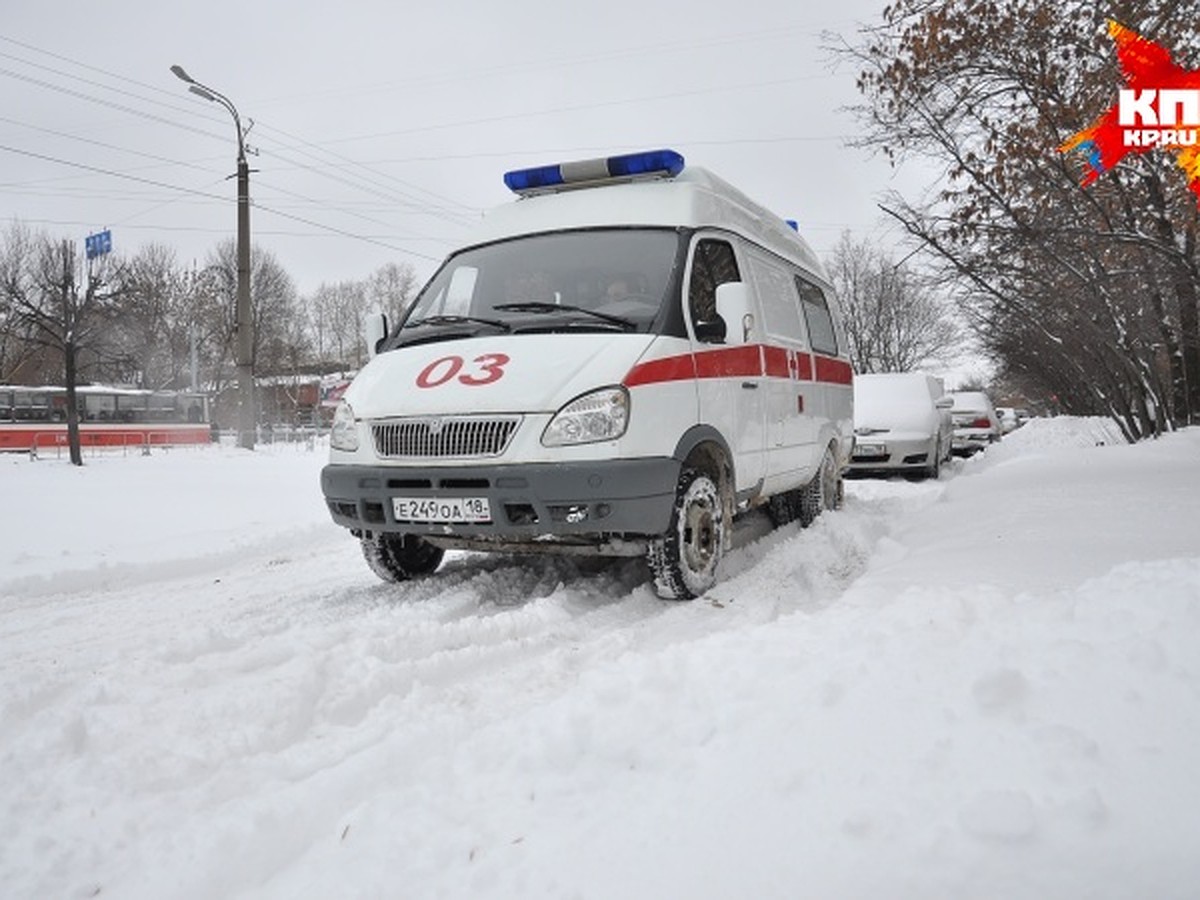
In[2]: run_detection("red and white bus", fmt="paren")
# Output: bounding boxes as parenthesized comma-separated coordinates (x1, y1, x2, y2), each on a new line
(0, 384, 212, 453)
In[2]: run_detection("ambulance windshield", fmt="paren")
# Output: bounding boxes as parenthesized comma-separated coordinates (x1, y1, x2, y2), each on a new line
(399, 228, 680, 342)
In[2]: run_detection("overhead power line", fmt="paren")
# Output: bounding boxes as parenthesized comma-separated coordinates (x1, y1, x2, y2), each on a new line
(0, 63, 231, 147)
(0, 143, 231, 202)
(0, 40, 482, 236)
(0, 143, 441, 262)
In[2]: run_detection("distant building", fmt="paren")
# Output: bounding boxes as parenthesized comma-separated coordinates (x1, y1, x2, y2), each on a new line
(208, 370, 356, 429)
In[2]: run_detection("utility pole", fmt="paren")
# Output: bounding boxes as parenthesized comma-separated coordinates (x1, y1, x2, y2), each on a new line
(235, 140, 254, 450)
(63, 240, 82, 467)
(171, 64, 256, 450)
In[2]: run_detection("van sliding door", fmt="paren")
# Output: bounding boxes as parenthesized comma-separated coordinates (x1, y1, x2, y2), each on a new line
(745, 251, 818, 491)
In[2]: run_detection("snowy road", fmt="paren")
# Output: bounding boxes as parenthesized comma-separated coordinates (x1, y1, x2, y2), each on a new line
(4, 419, 1200, 899)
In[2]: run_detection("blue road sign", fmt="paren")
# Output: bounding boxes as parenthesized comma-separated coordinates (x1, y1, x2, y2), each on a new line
(85, 230, 112, 259)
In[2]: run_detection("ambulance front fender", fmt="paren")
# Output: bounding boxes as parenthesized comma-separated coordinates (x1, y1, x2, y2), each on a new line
(672, 425, 735, 482)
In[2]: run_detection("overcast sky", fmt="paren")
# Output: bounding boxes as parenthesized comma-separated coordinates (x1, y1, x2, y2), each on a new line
(1, 0, 929, 296)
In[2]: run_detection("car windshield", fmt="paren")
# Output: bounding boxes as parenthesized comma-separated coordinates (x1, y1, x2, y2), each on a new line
(392, 229, 681, 347)
(951, 392, 992, 414)
(854, 375, 936, 431)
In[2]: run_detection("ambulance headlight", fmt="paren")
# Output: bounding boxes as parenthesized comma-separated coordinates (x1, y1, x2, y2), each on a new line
(542, 387, 629, 446)
(330, 400, 359, 451)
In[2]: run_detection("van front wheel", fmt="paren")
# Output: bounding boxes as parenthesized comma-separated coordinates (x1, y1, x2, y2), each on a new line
(648, 469, 725, 600)
(361, 533, 445, 583)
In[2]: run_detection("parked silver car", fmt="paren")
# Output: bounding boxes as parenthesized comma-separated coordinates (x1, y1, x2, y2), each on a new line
(850, 372, 954, 479)
(949, 391, 1003, 456)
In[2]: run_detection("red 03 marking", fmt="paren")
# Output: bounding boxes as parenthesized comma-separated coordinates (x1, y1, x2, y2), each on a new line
(416, 353, 510, 388)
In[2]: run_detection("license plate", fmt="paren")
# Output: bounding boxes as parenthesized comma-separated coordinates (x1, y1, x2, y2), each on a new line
(854, 442, 886, 457)
(392, 496, 492, 523)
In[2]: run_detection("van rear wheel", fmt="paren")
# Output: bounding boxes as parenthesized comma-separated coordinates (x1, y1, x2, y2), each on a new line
(648, 468, 725, 600)
(361, 533, 445, 583)
(767, 487, 802, 527)
(799, 446, 841, 527)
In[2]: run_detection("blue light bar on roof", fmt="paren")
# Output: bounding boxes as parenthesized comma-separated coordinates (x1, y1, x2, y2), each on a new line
(503, 148, 685, 195)
(785, 219, 799, 231)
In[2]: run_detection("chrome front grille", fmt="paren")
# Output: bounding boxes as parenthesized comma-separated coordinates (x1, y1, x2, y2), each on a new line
(371, 415, 520, 459)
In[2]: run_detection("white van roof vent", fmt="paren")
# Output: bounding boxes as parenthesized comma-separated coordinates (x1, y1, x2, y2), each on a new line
(503, 148, 685, 196)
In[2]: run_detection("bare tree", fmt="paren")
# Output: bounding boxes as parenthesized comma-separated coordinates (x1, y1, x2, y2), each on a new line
(193, 239, 304, 429)
(308, 280, 370, 369)
(306, 262, 419, 370)
(204, 239, 304, 358)
(0, 225, 120, 464)
(107, 244, 195, 389)
(366, 261, 419, 326)
(828, 231, 960, 373)
(0, 225, 43, 382)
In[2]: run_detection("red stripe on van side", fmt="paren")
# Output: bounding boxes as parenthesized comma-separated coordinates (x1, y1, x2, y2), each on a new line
(624, 345, 760, 387)
(814, 354, 853, 385)
(796, 352, 813, 381)
(624, 345, 850, 387)
(763, 346, 790, 379)
(693, 345, 762, 379)
(623, 353, 697, 387)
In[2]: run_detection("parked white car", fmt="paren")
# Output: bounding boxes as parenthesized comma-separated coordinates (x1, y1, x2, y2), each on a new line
(949, 391, 1003, 456)
(849, 372, 954, 479)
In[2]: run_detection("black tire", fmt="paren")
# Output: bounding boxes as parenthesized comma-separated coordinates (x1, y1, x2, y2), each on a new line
(925, 447, 942, 480)
(361, 532, 445, 583)
(648, 468, 725, 600)
(799, 445, 841, 527)
(766, 488, 801, 527)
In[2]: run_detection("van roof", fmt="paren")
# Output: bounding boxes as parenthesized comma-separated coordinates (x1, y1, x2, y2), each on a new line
(464, 164, 830, 285)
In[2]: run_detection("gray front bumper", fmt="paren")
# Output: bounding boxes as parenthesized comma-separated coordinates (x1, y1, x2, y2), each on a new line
(849, 435, 936, 472)
(321, 457, 681, 541)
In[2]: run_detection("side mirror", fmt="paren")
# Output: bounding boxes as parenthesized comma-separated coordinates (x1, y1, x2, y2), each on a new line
(363, 311, 389, 359)
(715, 282, 754, 345)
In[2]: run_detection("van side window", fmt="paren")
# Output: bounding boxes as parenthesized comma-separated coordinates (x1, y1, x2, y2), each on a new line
(796, 277, 839, 355)
(688, 239, 740, 343)
(747, 253, 805, 343)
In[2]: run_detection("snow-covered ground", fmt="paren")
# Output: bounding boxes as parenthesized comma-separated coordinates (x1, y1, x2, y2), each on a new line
(2, 417, 1199, 899)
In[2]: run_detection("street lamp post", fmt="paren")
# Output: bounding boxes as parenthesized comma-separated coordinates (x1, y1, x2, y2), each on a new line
(171, 64, 256, 450)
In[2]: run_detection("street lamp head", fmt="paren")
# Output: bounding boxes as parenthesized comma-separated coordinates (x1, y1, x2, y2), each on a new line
(188, 84, 217, 103)
(170, 64, 195, 84)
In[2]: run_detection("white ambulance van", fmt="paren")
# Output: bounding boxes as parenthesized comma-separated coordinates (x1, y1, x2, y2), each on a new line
(320, 149, 854, 599)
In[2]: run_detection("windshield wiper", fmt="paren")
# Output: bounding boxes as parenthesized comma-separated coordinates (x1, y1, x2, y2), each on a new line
(493, 301, 635, 330)
(405, 315, 511, 332)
